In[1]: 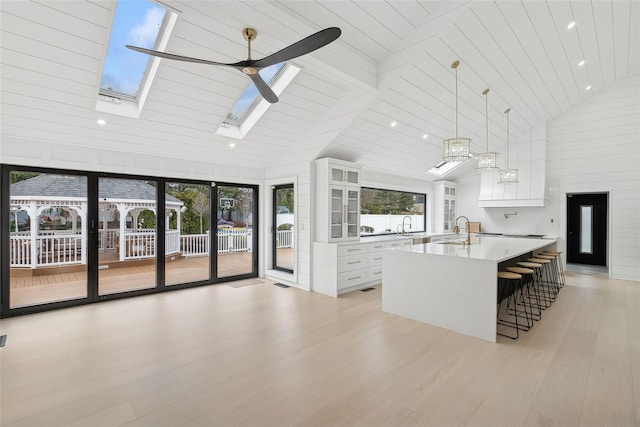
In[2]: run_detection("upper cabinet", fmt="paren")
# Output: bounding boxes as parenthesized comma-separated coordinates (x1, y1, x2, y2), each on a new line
(329, 163, 360, 186)
(478, 124, 546, 207)
(315, 158, 362, 243)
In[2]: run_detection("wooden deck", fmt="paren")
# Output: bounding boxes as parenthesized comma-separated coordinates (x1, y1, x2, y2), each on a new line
(7, 250, 289, 309)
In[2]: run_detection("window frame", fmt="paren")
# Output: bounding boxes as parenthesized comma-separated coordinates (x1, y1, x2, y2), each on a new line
(359, 186, 427, 237)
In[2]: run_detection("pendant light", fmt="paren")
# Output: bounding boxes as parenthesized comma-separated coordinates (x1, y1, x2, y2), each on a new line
(442, 60, 472, 162)
(498, 107, 518, 184)
(476, 88, 499, 171)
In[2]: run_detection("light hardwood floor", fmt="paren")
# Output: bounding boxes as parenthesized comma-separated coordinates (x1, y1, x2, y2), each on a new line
(1, 271, 638, 426)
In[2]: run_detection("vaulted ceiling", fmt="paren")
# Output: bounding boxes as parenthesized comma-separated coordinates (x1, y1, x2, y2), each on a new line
(1, 1, 638, 180)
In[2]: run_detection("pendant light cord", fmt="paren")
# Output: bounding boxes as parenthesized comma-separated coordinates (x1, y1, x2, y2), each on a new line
(484, 89, 489, 152)
(504, 108, 511, 168)
(451, 60, 460, 140)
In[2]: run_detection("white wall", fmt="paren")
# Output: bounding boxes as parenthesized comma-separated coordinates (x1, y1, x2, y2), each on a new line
(0, 138, 265, 182)
(458, 74, 640, 281)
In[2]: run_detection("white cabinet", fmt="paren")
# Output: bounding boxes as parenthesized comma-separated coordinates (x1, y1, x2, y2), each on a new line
(316, 158, 362, 243)
(329, 164, 360, 186)
(329, 185, 360, 241)
(312, 238, 412, 297)
(433, 181, 457, 233)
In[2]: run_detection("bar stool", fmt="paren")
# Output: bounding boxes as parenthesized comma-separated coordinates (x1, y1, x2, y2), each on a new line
(505, 266, 538, 325)
(530, 255, 561, 298)
(541, 250, 565, 288)
(497, 271, 524, 339)
(507, 261, 551, 320)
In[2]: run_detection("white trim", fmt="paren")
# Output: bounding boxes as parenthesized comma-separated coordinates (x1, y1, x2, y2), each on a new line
(216, 64, 301, 139)
(263, 176, 298, 286)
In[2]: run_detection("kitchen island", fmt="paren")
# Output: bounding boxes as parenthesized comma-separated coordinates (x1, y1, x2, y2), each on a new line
(381, 235, 556, 342)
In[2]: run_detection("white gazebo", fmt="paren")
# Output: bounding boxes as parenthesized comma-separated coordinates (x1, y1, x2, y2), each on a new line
(9, 175, 184, 269)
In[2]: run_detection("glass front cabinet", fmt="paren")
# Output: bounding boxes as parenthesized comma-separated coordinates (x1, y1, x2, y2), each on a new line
(316, 158, 361, 242)
(330, 186, 360, 240)
(433, 180, 457, 234)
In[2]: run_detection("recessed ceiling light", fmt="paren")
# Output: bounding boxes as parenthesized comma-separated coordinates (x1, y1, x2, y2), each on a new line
(390, 121, 397, 127)
(567, 21, 576, 29)
(422, 134, 429, 139)
(229, 142, 236, 148)
(585, 85, 592, 91)
(96, 119, 106, 125)
(578, 60, 585, 66)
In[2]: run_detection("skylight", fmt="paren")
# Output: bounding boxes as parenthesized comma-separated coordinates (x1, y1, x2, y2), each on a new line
(225, 63, 285, 126)
(426, 155, 474, 177)
(96, 0, 178, 118)
(216, 63, 301, 140)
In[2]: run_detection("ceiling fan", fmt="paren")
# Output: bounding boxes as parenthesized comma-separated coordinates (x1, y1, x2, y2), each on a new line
(126, 27, 341, 104)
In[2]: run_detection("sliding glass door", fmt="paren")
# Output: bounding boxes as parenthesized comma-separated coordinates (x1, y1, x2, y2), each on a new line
(1, 166, 260, 317)
(215, 183, 258, 279)
(165, 181, 211, 286)
(6, 170, 88, 309)
(97, 177, 157, 295)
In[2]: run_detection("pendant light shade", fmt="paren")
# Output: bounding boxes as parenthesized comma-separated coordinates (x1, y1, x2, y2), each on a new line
(498, 107, 518, 184)
(476, 88, 499, 171)
(443, 60, 472, 162)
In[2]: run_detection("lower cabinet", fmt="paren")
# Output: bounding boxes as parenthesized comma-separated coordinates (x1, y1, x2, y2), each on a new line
(312, 238, 412, 297)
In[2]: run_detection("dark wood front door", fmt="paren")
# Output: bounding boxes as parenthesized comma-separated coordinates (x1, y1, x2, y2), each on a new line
(566, 193, 607, 266)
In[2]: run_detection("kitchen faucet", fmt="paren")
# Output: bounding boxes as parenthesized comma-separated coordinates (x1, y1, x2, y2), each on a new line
(454, 215, 472, 245)
(398, 215, 412, 235)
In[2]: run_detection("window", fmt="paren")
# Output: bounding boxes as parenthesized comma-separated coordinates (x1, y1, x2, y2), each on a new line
(426, 156, 474, 177)
(216, 63, 300, 139)
(360, 188, 426, 236)
(96, 0, 178, 118)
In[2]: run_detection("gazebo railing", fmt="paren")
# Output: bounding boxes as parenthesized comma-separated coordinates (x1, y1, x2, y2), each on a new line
(98, 229, 119, 251)
(9, 235, 31, 266)
(10, 234, 82, 267)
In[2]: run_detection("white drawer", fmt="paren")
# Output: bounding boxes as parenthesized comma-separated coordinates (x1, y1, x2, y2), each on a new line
(338, 254, 367, 272)
(338, 244, 368, 257)
(367, 266, 383, 283)
(367, 252, 384, 266)
(338, 270, 369, 289)
(368, 242, 386, 252)
(384, 240, 408, 249)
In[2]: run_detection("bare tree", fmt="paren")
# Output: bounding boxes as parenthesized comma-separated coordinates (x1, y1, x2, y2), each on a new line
(192, 191, 209, 234)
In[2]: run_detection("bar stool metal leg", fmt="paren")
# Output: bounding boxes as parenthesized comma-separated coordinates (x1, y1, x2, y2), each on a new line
(497, 271, 523, 339)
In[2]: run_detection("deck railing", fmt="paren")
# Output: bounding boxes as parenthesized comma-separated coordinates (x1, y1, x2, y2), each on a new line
(276, 229, 294, 248)
(10, 228, 258, 267)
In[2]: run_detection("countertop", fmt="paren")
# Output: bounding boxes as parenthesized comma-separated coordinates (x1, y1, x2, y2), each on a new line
(359, 232, 456, 243)
(394, 235, 556, 262)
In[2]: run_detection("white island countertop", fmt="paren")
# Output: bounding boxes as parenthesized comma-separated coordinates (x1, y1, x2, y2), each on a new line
(404, 235, 556, 262)
(382, 236, 557, 342)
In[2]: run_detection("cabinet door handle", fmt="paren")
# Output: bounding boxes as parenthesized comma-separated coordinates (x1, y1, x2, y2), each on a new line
(347, 248, 360, 252)
(343, 205, 347, 223)
(348, 275, 362, 281)
(348, 260, 361, 265)
(374, 257, 382, 261)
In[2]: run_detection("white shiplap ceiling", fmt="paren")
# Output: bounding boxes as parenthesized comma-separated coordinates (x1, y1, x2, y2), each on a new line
(1, 0, 638, 180)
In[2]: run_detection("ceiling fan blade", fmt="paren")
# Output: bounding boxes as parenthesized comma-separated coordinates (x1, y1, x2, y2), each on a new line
(248, 72, 279, 103)
(126, 45, 235, 67)
(253, 27, 341, 68)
